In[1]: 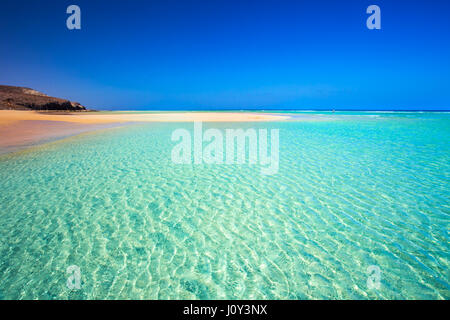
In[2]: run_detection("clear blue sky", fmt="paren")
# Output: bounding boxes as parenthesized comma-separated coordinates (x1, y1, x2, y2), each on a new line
(1, 0, 449, 110)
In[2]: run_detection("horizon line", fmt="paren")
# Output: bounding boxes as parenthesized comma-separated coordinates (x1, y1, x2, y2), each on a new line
(92, 108, 450, 112)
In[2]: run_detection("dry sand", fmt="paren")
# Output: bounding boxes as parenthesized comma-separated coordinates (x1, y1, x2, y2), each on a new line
(0, 110, 290, 125)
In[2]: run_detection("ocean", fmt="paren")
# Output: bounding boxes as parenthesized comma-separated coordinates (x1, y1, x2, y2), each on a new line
(0, 111, 448, 299)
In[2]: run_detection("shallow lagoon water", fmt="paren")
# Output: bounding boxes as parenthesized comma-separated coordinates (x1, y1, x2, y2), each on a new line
(0, 112, 449, 299)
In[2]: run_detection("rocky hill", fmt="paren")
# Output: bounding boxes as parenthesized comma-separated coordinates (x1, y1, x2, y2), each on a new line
(0, 85, 87, 111)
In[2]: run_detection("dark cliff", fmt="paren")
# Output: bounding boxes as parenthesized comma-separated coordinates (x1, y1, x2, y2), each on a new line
(0, 85, 87, 111)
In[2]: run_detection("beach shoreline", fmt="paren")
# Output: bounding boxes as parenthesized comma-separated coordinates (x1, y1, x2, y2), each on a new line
(0, 110, 291, 125)
(0, 110, 291, 155)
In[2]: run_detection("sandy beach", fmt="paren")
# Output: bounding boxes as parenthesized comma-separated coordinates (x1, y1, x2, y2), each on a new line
(0, 110, 290, 154)
(0, 110, 290, 125)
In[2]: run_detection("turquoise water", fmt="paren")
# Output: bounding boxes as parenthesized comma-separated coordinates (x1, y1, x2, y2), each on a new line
(0, 112, 449, 299)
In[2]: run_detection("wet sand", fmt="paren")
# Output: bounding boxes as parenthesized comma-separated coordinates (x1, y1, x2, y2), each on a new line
(0, 120, 120, 154)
